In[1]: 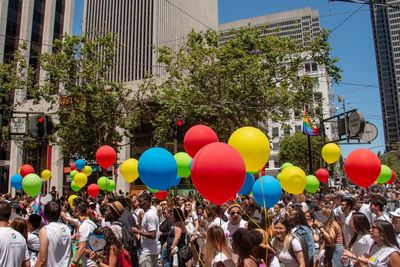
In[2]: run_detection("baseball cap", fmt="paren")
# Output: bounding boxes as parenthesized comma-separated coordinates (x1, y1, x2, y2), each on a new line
(390, 208, 400, 218)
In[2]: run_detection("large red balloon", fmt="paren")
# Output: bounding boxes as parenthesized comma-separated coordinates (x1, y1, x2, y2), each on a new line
(87, 184, 100, 198)
(183, 125, 219, 158)
(315, 168, 329, 183)
(70, 162, 76, 171)
(191, 142, 246, 205)
(344, 149, 381, 188)
(20, 164, 34, 178)
(155, 191, 168, 200)
(387, 170, 396, 185)
(96, 145, 117, 169)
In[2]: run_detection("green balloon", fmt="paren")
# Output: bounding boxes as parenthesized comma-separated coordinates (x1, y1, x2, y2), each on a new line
(70, 170, 78, 181)
(377, 165, 392, 184)
(147, 187, 158, 193)
(97, 176, 109, 191)
(71, 181, 81, 192)
(174, 152, 192, 178)
(280, 162, 293, 170)
(277, 173, 281, 181)
(22, 173, 42, 197)
(305, 175, 320, 194)
(107, 180, 116, 192)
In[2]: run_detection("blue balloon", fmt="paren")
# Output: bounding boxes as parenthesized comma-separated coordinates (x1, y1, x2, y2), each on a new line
(252, 175, 282, 208)
(11, 174, 23, 190)
(138, 148, 178, 190)
(239, 173, 255, 195)
(75, 159, 86, 171)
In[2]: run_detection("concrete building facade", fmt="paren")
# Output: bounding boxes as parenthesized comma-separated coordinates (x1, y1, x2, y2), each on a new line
(219, 8, 335, 175)
(369, 1, 400, 150)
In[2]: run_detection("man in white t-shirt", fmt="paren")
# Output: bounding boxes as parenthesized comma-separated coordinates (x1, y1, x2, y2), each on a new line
(36, 201, 72, 267)
(71, 201, 97, 267)
(340, 196, 355, 246)
(222, 204, 247, 244)
(27, 214, 41, 266)
(132, 192, 160, 267)
(0, 201, 30, 267)
(370, 195, 392, 223)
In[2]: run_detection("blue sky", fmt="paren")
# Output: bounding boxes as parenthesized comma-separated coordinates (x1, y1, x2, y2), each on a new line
(73, 0, 384, 157)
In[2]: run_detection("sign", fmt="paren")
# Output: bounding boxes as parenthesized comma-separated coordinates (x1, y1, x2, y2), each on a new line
(361, 123, 378, 142)
(10, 117, 26, 135)
(348, 111, 365, 137)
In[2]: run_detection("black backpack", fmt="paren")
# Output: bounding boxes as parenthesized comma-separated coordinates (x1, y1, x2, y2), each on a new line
(113, 222, 138, 267)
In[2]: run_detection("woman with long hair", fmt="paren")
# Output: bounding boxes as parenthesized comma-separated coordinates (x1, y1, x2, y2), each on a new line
(342, 220, 400, 266)
(203, 225, 234, 267)
(87, 226, 129, 267)
(342, 212, 374, 266)
(168, 208, 188, 267)
(314, 207, 344, 267)
(271, 217, 306, 267)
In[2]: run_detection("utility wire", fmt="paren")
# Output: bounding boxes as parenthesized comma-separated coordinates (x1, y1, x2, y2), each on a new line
(331, 4, 366, 32)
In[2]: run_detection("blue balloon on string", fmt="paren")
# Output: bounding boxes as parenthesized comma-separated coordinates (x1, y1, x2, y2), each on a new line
(252, 175, 282, 208)
(138, 147, 178, 190)
(239, 173, 255, 195)
(75, 159, 86, 171)
(11, 173, 23, 190)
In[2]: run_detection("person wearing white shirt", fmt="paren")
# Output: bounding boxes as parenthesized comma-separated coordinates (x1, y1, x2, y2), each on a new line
(370, 195, 392, 223)
(0, 201, 30, 267)
(340, 197, 355, 246)
(390, 208, 400, 245)
(27, 214, 42, 267)
(222, 204, 247, 245)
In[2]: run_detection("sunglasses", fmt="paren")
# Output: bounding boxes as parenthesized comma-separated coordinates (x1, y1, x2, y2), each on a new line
(230, 211, 241, 215)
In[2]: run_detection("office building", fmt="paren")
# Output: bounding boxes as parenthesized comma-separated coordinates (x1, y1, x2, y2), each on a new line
(219, 8, 335, 175)
(369, 1, 400, 150)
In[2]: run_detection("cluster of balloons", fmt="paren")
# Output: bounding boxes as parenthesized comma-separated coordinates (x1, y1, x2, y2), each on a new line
(69, 159, 91, 192)
(97, 176, 116, 192)
(10, 164, 53, 197)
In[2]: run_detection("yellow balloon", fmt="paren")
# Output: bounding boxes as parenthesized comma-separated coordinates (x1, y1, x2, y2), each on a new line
(120, 158, 139, 183)
(41, 169, 52, 181)
(82, 165, 93, 176)
(18, 167, 21, 174)
(321, 143, 341, 164)
(228, 127, 270, 172)
(74, 172, 88, 188)
(279, 166, 306, 194)
(68, 195, 78, 207)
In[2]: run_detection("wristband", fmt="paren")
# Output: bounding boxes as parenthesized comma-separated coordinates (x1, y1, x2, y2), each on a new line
(70, 264, 76, 267)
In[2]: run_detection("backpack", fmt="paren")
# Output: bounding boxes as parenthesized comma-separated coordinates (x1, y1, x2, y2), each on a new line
(113, 222, 137, 267)
(288, 234, 311, 267)
(117, 248, 132, 267)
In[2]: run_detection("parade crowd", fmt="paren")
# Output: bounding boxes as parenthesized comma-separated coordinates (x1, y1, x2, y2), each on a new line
(0, 185, 399, 267)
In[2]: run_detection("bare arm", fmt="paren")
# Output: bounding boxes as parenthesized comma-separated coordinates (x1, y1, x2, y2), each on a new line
(389, 252, 400, 267)
(72, 240, 88, 264)
(36, 229, 48, 267)
(294, 250, 306, 267)
(171, 225, 183, 251)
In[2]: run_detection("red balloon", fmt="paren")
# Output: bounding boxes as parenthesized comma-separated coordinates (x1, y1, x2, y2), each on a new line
(20, 164, 34, 178)
(191, 142, 246, 205)
(183, 125, 219, 158)
(70, 162, 76, 171)
(87, 184, 100, 198)
(315, 168, 329, 183)
(96, 145, 117, 169)
(344, 149, 381, 188)
(387, 170, 396, 185)
(155, 191, 168, 200)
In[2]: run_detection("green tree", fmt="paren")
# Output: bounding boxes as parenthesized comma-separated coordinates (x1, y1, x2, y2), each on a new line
(279, 132, 323, 173)
(8, 34, 141, 160)
(140, 28, 340, 145)
(380, 142, 400, 181)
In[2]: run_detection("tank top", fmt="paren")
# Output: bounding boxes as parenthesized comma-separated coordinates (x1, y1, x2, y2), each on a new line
(167, 225, 187, 249)
(43, 222, 72, 267)
(368, 244, 400, 267)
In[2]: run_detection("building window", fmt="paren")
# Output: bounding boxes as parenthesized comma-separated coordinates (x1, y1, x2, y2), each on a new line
(283, 126, 291, 135)
(273, 143, 280, 151)
(272, 127, 279, 138)
(295, 125, 302, 132)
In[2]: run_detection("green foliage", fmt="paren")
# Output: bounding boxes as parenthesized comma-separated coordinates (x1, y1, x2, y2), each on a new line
(380, 142, 400, 181)
(279, 132, 323, 173)
(26, 34, 141, 159)
(140, 28, 341, 145)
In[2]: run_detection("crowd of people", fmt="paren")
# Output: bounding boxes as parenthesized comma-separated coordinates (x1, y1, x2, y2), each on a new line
(0, 184, 399, 267)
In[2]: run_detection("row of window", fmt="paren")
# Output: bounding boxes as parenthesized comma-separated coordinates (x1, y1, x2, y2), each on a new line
(271, 125, 303, 138)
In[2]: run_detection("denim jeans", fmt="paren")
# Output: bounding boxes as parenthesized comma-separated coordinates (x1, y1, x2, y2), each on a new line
(162, 247, 172, 267)
(332, 244, 344, 267)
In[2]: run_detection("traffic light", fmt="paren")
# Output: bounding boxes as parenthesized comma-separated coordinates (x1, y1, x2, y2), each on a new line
(29, 115, 54, 140)
(175, 115, 185, 138)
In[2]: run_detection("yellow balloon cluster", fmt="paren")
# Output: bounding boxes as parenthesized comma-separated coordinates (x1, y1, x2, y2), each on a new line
(279, 166, 306, 194)
(228, 127, 270, 173)
(41, 169, 52, 181)
(321, 143, 341, 164)
(68, 195, 78, 207)
(82, 165, 92, 176)
(74, 172, 88, 187)
(120, 158, 139, 183)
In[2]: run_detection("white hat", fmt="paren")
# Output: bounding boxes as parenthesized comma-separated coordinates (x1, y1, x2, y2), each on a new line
(390, 208, 400, 218)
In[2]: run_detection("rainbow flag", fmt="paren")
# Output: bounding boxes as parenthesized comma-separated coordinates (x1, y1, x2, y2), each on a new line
(303, 114, 319, 136)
